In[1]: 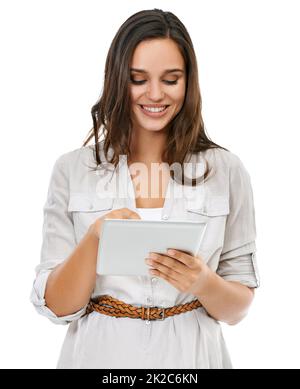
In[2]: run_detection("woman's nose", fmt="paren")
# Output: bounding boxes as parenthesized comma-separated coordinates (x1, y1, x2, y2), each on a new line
(146, 81, 165, 100)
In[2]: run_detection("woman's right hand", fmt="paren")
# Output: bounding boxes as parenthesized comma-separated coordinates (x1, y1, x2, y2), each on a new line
(88, 207, 141, 240)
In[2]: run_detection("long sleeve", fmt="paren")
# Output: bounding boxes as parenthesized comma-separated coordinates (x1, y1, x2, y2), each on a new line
(29, 154, 88, 325)
(216, 155, 260, 288)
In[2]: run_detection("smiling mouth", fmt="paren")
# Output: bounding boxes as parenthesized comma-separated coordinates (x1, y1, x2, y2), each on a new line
(139, 104, 169, 107)
(137, 105, 171, 118)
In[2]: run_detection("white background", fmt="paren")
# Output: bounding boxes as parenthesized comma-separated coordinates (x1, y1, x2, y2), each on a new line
(0, 0, 299, 369)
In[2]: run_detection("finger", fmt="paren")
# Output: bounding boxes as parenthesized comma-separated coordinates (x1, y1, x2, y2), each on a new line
(129, 212, 141, 219)
(149, 268, 183, 290)
(128, 208, 141, 219)
(166, 249, 196, 268)
(147, 258, 182, 281)
(117, 208, 141, 219)
(147, 253, 187, 274)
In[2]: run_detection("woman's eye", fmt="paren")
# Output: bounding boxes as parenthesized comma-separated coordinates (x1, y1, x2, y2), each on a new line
(164, 80, 178, 85)
(130, 79, 178, 85)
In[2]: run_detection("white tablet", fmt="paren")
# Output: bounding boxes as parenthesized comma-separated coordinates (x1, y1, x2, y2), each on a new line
(96, 219, 207, 276)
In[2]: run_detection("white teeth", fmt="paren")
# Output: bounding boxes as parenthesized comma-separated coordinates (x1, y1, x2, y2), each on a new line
(142, 105, 167, 112)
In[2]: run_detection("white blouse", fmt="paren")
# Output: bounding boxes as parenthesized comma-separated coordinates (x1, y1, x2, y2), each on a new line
(29, 141, 260, 369)
(136, 207, 163, 220)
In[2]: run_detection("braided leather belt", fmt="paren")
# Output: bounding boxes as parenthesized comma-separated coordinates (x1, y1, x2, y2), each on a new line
(83, 294, 203, 321)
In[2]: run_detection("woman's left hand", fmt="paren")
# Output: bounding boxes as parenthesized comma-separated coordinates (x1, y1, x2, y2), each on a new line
(144, 249, 212, 295)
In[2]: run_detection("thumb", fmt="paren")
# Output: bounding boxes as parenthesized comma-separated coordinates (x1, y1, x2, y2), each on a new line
(130, 211, 142, 219)
(129, 211, 141, 219)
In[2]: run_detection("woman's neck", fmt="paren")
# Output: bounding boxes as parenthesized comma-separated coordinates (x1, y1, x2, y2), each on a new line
(129, 128, 167, 164)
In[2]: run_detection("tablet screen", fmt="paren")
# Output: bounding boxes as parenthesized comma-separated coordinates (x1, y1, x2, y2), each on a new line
(96, 219, 207, 276)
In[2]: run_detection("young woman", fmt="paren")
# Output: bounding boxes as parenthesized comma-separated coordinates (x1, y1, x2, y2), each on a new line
(30, 9, 260, 369)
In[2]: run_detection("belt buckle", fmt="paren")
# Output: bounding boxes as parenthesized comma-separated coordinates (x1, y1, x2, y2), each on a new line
(143, 305, 165, 321)
(156, 306, 166, 321)
(153, 305, 165, 321)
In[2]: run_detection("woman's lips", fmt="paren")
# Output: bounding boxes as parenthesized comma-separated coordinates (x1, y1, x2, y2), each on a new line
(138, 105, 170, 118)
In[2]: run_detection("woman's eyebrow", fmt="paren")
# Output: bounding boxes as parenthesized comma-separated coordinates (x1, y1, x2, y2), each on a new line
(130, 68, 184, 74)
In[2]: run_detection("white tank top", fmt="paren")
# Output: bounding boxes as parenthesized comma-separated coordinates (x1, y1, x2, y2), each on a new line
(136, 207, 163, 221)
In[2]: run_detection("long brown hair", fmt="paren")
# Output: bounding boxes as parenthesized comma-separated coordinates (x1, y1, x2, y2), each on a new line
(82, 8, 229, 186)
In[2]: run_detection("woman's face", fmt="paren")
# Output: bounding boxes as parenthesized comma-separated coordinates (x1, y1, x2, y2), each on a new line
(129, 38, 186, 133)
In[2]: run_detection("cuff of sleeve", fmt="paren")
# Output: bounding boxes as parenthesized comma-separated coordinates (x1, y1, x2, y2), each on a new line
(220, 241, 257, 260)
(217, 252, 260, 288)
(30, 269, 88, 325)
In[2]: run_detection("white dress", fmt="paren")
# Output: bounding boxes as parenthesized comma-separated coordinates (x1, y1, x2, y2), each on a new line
(29, 141, 260, 369)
